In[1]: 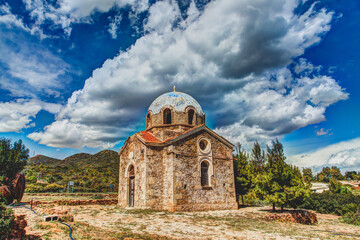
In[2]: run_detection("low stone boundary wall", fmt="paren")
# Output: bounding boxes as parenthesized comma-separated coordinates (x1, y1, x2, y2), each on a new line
(24, 199, 118, 206)
(25, 193, 118, 198)
(264, 210, 318, 225)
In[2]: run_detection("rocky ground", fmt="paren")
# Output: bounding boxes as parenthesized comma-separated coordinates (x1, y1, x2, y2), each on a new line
(11, 202, 360, 240)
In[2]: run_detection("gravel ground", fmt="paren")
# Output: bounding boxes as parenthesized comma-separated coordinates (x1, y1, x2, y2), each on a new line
(12, 203, 360, 240)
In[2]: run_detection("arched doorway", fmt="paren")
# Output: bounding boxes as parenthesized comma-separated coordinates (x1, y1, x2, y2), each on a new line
(128, 164, 135, 207)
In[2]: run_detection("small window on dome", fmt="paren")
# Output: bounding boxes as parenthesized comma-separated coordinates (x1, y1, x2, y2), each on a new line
(188, 109, 194, 125)
(163, 108, 172, 124)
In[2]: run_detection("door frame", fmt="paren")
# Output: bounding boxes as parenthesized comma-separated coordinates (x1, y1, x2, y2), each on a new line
(128, 176, 135, 207)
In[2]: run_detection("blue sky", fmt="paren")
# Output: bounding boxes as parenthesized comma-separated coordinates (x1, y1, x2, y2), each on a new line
(0, 0, 359, 172)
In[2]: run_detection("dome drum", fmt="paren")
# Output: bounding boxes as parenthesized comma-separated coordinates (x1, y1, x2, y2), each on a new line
(146, 106, 204, 129)
(146, 91, 205, 129)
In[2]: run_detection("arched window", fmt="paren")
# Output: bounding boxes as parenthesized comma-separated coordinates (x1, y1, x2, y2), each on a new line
(128, 164, 135, 177)
(146, 113, 151, 128)
(163, 108, 172, 124)
(188, 109, 195, 125)
(201, 161, 209, 186)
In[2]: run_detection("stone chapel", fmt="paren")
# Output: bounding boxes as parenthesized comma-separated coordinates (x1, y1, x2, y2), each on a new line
(118, 89, 237, 211)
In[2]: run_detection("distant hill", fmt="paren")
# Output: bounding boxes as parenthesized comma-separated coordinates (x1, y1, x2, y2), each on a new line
(25, 150, 119, 193)
(63, 153, 93, 164)
(28, 155, 61, 165)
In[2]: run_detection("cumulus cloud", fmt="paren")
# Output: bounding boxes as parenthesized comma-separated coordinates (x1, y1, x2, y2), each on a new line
(0, 26, 71, 98)
(21, 0, 149, 37)
(288, 138, 360, 172)
(0, 99, 61, 132)
(144, 1, 180, 34)
(214, 68, 348, 147)
(28, 0, 348, 149)
(28, 119, 125, 148)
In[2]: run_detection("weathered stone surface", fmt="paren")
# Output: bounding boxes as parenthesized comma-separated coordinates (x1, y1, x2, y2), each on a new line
(264, 210, 318, 225)
(29, 199, 117, 206)
(118, 91, 237, 212)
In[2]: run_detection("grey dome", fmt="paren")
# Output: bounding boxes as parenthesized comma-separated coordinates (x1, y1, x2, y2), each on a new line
(148, 91, 204, 115)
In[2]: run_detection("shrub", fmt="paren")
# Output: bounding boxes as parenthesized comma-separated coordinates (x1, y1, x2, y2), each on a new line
(44, 183, 64, 192)
(25, 183, 46, 193)
(342, 212, 360, 225)
(300, 191, 360, 219)
(0, 202, 15, 239)
(26, 175, 37, 184)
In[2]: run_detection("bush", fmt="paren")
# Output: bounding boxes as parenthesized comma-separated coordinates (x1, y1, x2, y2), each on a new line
(342, 212, 360, 225)
(44, 183, 64, 192)
(300, 191, 360, 218)
(25, 183, 46, 193)
(26, 183, 65, 193)
(26, 175, 37, 184)
(0, 202, 15, 239)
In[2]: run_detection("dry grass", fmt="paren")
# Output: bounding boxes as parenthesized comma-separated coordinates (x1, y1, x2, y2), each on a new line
(12, 193, 360, 240)
(22, 193, 117, 202)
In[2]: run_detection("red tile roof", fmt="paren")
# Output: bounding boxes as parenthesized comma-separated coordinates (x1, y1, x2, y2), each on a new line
(136, 124, 233, 148)
(138, 131, 161, 143)
(138, 125, 203, 144)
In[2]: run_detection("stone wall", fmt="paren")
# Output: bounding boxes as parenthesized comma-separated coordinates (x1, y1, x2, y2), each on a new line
(171, 131, 237, 211)
(147, 108, 204, 129)
(143, 146, 165, 209)
(118, 136, 147, 208)
(118, 128, 237, 212)
(149, 125, 192, 141)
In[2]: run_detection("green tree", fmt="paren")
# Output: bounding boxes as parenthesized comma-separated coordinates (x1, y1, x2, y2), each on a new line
(0, 202, 15, 238)
(316, 167, 331, 182)
(302, 168, 313, 183)
(330, 166, 344, 180)
(0, 138, 29, 184)
(345, 171, 358, 180)
(234, 143, 253, 206)
(285, 165, 311, 209)
(250, 141, 265, 174)
(256, 139, 309, 211)
(329, 178, 351, 194)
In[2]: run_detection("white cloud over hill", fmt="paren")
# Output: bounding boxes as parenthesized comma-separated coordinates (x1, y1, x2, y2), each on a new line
(0, 99, 61, 132)
(289, 138, 360, 172)
(28, 0, 348, 149)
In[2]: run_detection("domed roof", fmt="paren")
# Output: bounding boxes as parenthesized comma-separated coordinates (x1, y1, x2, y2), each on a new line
(148, 91, 204, 115)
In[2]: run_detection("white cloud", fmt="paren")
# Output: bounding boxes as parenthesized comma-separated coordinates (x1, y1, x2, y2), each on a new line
(28, 0, 347, 149)
(288, 138, 360, 172)
(21, 0, 150, 37)
(0, 4, 27, 30)
(0, 99, 61, 132)
(316, 128, 331, 136)
(214, 68, 347, 148)
(0, 27, 71, 97)
(57, 0, 148, 19)
(294, 58, 322, 76)
(28, 119, 122, 148)
(108, 14, 122, 39)
(144, 0, 180, 34)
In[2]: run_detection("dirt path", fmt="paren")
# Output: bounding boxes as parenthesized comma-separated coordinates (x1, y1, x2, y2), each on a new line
(12, 204, 360, 240)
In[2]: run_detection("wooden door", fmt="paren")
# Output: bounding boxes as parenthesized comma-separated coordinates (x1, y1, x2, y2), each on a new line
(129, 176, 135, 207)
